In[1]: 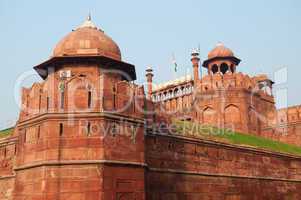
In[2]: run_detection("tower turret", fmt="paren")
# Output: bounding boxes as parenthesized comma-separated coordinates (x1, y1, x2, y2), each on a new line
(191, 49, 200, 84)
(202, 43, 241, 75)
(146, 67, 154, 100)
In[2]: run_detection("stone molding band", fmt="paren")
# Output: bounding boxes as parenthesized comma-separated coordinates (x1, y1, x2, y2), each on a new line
(13, 159, 301, 183)
(148, 167, 301, 183)
(0, 175, 15, 180)
(14, 160, 147, 171)
(17, 112, 145, 128)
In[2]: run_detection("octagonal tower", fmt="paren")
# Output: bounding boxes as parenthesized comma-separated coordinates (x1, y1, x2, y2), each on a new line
(14, 16, 146, 200)
(196, 43, 275, 134)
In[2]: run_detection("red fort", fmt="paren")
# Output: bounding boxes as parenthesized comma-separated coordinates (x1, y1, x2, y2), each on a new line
(1, 17, 301, 200)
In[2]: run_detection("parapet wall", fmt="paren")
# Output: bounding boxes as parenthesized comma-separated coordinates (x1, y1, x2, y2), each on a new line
(0, 137, 17, 200)
(261, 105, 301, 146)
(146, 133, 301, 199)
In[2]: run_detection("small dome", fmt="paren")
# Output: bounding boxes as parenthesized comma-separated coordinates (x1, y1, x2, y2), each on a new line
(208, 43, 234, 59)
(53, 16, 121, 61)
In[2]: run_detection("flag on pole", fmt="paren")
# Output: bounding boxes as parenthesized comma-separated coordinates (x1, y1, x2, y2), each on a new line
(172, 53, 178, 72)
(197, 44, 202, 78)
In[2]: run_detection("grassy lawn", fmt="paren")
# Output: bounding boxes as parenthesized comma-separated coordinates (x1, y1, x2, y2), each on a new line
(174, 120, 301, 156)
(0, 127, 13, 139)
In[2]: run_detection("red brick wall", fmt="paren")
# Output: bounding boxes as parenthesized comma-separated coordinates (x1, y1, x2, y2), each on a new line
(145, 134, 301, 199)
(13, 165, 103, 200)
(103, 165, 145, 200)
(261, 105, 301, 146)
(0, 177, 15, 200)
(147, 172, 301, 200)
(0, 137, 17, 200)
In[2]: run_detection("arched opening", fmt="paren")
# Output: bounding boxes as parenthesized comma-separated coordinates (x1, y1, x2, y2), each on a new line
(186, 86, 190, 94)
(59, 123, 64, 136)
(212, 64, 218, 74)
(177, 88, 182, 96)
(88, 90, 92, 108)
(87, 122, 91, 136)
(224, 105, 241, 129)
(220, 63, 229, 74)
(163, 92, 168, 101)
(203, 107, 216, 125)
(174, 88, 179, 97)
(169, 90, 173, 98)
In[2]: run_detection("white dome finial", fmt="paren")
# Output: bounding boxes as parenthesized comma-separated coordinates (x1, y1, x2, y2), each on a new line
(78, 13, 97, 29)
(87, 13, 92, 21)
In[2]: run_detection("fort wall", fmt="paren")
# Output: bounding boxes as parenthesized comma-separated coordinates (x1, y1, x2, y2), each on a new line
(146, 134, 301, 199)
(0, 137, 17, 200)
(260, 105, 301, 146)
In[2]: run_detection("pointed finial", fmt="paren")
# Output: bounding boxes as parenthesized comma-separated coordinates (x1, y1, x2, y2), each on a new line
(78, 13, 97, 29)
(87, 13, 91, 21)
(191, 48, 199, 55)
(191, 47, 200, 59)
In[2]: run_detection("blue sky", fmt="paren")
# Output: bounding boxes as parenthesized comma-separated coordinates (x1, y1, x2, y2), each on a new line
(0, 0, 300, 129)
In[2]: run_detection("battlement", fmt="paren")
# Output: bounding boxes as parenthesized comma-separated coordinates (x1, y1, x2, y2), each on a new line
(20, 72, 146, 122)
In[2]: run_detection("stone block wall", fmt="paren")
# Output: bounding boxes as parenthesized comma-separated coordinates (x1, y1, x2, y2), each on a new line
(0, 177, 15, 200)
(261, 105, 301, 146)
(145, 134, 301, 199)
(0, 137, 17, 200)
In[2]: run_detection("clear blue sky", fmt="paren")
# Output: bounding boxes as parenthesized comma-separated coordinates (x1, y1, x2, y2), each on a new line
(0, 0, 300, 129)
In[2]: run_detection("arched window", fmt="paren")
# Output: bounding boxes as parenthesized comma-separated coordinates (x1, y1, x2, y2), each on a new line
(169, 90, 173, 98)
(184, 87, 188, 94)
(37, 126, 41, 139)
(88, 90, 92, 108)
(224, 105, 241, 128)
(59, 123, 64, 136)
(87, 122, 91, 136)
(203, 107, 216, 125)
(177, 89, 182, 96)
(169, 90, 173, 99)
(220, 63, 229, 74)
(46, 97, 50, 111)
(39, 94, 42, 112)
(174, 88, 179, 97)
(212, 64, 219, 74)
(23, 129, 27, 143)
(168, 91, 172, 99)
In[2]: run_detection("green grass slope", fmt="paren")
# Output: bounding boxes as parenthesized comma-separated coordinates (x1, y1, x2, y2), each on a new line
(0, 127, 13, 139)
(174, 120, 301, 156)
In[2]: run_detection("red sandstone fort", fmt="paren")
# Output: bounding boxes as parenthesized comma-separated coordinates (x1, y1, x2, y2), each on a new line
(1, 16, 301, 199)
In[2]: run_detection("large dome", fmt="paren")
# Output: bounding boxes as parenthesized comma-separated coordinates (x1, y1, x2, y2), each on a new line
(53, 16, 121, 61)
(208, 43, 234, 59)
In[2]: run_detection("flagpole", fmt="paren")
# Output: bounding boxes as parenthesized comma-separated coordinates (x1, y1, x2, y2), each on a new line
(172, 52, 177, 80)
(198, 44, 202, 79)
